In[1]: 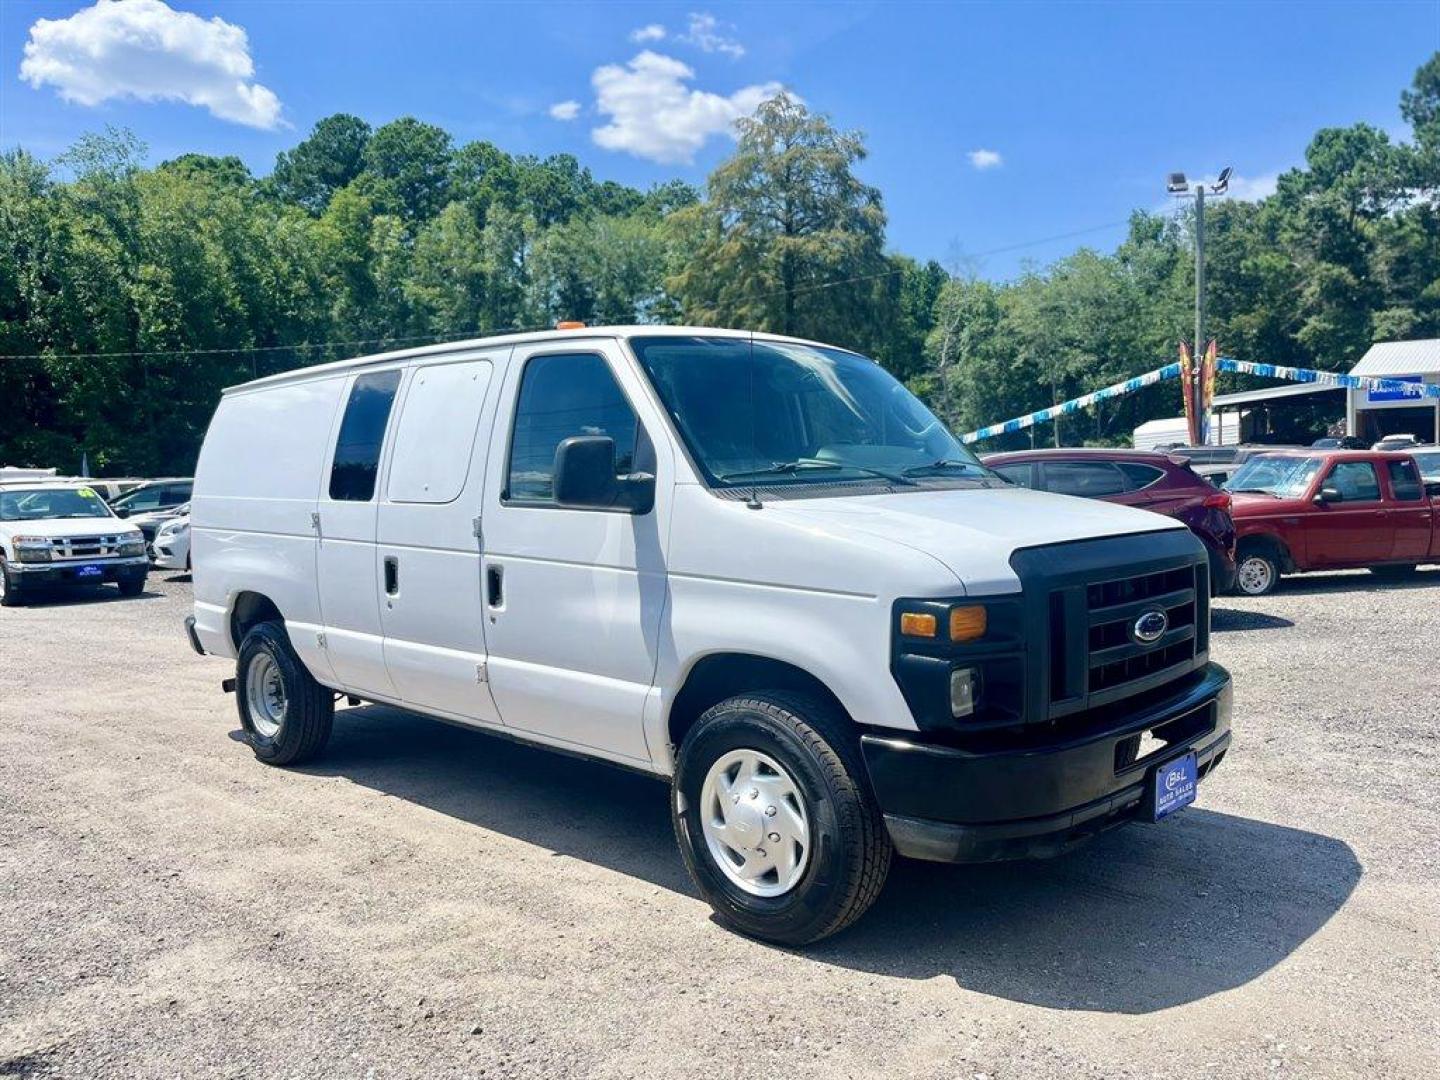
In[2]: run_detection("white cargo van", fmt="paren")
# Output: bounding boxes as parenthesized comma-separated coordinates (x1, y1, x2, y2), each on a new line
(187, 326, 1232, 944)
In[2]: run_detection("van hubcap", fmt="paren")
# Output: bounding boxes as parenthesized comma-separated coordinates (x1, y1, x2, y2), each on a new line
(699, 749, 810, 897)
(245, 652, 287, 738)
(1237, 556, 1273, 595)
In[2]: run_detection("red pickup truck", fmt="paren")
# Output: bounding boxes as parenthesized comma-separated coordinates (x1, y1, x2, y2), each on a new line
(1226, 450, 1440, 595)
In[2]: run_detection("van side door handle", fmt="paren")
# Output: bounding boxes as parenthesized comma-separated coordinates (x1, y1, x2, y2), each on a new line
(383, 555, 399, 596)
(486, 564, 503, 608)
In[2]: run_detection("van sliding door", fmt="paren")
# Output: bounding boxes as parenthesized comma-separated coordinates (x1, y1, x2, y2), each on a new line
(376, 353, 505, 724)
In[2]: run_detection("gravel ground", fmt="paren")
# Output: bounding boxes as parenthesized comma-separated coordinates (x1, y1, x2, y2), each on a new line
(2, 567, 1438, 1079)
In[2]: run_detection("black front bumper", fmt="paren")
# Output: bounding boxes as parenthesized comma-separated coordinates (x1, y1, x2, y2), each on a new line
(863, 662, 1232, 864)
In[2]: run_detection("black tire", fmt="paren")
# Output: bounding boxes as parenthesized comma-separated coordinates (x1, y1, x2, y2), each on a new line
(1233, 547, 1281, 596)
(1368, 563, 1418, 578)
(236, 621, 334, 766)
(117, 576, 145, 597)
(672, 691, 892, 946)
(0, 556, 22, 607)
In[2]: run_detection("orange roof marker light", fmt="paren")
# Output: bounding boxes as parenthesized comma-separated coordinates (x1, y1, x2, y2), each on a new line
(555, 320, 587, 330)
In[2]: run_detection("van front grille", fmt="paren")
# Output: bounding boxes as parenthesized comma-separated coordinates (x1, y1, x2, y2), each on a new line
(1076, 563, 1203, 704)
(1023, 536, 1211, 723)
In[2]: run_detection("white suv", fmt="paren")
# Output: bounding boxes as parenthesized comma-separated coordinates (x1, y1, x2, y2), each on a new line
(186, 326, 1232, 943)
(0, 483, 149, 605)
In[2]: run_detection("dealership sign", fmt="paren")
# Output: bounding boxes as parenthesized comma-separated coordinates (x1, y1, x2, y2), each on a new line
(1368, 374, 1425, 403)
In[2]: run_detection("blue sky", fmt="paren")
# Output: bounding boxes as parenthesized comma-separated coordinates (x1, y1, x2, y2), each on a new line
(3, 1, 1436, 278)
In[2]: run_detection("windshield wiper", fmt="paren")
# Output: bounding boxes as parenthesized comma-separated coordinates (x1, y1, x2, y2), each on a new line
(1229, 487, 1279, 496)
(901, 458, 987, 478)
(717, 459, 915, 486)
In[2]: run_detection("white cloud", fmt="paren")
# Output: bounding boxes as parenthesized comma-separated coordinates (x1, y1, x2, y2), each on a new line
(19, 0, 282, 129)
(591, 50, 780, 165)
(630, 24, 666, 44)
(1225, 171, 1279, 201)
(679, 12, 745, 59)
(968, 148, 1003, 170)
(548, 100, 581, 121)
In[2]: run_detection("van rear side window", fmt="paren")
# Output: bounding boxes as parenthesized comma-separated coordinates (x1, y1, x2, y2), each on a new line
(330, 371, 401, 501)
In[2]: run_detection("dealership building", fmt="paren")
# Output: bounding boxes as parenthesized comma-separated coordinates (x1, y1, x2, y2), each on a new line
(1134, 337, 1440, 448)
(1344, 338, 1440, 445)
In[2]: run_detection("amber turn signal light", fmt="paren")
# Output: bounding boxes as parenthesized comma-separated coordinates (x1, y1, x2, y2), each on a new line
(899, 612, 938, 638)
(949, 605, 987, 642)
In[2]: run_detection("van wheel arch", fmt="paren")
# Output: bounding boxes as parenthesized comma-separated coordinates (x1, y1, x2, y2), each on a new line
(667, 653, 853, 754)
(230, 591, 284, 651)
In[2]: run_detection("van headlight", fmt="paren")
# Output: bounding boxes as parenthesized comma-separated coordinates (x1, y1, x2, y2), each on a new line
(12, 536, 53, 563)
(891, 597, 1023, 730)
(118, 536, 146, 557)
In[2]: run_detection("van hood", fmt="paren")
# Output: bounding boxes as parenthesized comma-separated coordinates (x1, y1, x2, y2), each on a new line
(0, 517, 139, 539)
(762, 486, 1184, 594)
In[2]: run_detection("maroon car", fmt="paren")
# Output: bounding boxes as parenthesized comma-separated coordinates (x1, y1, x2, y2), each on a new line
(981, 448, 1237, 593)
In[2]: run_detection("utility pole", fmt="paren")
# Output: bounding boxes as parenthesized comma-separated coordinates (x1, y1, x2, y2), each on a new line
(1193, 181, 1204, 359)
(1166, 168, 1230, 447)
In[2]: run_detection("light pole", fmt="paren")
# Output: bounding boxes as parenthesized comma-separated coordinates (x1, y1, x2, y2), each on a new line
(1163, 168, 1232, 443)
(1167, 167, 1231, 355)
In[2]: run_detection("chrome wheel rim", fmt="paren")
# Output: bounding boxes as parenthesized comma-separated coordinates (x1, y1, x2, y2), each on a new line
(699, 748, 811, 897)
(1237, 556, 1273, 595)
(245, 652, 287, 738)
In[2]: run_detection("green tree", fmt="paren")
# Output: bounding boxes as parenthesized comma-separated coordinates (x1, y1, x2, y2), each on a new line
(669, 93, 889, 350)
(362, 117, 453, 223)
(270, 114, 372, 213)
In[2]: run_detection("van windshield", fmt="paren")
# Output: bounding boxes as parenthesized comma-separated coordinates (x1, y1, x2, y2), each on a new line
(629, 335, 987, 488)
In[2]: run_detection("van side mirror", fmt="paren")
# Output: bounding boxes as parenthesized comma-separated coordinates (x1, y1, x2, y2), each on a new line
(1425, 480, 1440, 500)
(553, 436, 655, 514)
(1314, 485, 1342, 504)
(113, 507, 130, 518)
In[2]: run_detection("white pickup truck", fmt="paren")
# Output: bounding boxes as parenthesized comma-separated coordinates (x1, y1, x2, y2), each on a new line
(0, 482, 149, 605)
(186, 326, 1232, 944)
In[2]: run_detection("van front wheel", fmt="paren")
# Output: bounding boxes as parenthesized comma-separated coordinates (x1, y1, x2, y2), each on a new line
(236, 621, 334, 766)
(672, 692, 892, 946)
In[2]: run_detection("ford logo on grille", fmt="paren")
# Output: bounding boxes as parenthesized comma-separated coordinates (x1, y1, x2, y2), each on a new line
(1132, 609, 1169, 645)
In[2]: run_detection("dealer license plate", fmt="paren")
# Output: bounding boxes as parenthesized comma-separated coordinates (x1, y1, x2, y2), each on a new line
(1151, 752, 1197, 822)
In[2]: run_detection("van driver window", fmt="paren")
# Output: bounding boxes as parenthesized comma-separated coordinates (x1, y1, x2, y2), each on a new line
(507, 353, 639, 503)
(329, 370, 402, 501)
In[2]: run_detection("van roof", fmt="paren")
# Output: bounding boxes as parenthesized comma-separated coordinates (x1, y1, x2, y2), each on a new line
(224, 325, 855, 396)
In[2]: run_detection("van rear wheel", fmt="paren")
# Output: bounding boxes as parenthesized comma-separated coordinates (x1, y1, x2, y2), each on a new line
(236, 621, 333, 766)
(672, 692, 892, 946)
